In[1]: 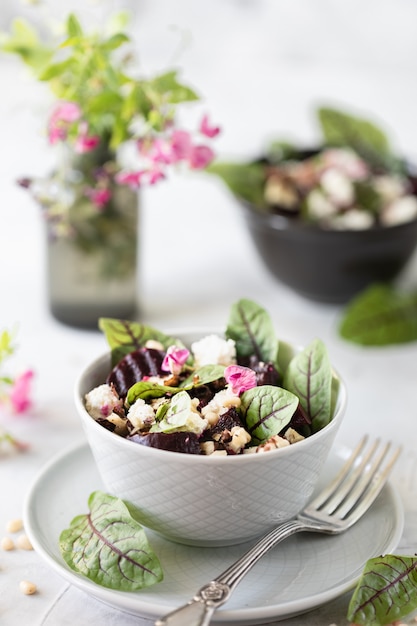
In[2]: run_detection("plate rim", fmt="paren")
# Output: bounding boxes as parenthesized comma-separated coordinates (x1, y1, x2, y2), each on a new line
(23, 440, 405, 624)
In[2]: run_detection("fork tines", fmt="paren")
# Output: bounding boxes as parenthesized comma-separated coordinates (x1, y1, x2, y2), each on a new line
(310, 435, 401, 523)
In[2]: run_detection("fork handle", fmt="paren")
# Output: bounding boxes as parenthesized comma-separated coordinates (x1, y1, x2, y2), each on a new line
(154, 519, 308, 626)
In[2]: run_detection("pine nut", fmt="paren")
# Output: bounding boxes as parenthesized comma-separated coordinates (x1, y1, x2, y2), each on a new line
(16, 534, 33, 550)
(1, 536, 15, 551)
(19, 580, 37, 595)
(5, 519, 23, 534)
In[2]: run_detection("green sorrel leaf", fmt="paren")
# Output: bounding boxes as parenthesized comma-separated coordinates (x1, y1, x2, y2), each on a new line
(206, 161, 266, 207)
(339, 284, 417, 346)
(240, 385, 298, 444)
(59, 491, 163, 591)
(317, 107, 394, 170)
(225, 298, 278, 365)
(150, 390, 205, 433)
(98, 318, 184, 365)
(127, 381, 181, 405)
(283, 338, 332, 432)
(180, 364, 225, 388)
(347, 554, 417, 625)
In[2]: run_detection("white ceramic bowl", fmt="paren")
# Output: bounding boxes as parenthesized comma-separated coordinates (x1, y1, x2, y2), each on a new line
(74, 330, 347, 547)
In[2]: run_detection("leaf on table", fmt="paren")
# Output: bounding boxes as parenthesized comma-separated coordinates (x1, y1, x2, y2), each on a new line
(339, 284, 417, 346)
(59, 491, 163, 591)
(283, 338, 332, 432)
(347, 554, 417, 625)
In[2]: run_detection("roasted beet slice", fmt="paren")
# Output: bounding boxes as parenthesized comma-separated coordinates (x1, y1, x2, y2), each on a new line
(107, 347, 165, 398)
(128, 431, 201, 454)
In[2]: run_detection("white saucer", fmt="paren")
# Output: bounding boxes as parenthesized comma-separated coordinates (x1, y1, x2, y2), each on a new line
(23, 441, 404, 625)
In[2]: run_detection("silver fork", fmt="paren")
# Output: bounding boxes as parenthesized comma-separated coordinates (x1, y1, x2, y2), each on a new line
(154, 435, 401, 626)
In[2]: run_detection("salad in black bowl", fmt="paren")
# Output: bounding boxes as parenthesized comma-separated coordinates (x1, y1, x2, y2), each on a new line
(209, 107, 417, 303)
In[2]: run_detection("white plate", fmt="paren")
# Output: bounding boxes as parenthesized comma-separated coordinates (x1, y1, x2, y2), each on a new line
(23, 442, 404, 625)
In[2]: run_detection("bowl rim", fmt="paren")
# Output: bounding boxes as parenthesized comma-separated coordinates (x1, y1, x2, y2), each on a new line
(238, 196, 417, 235)
(74, 330, 347, 465)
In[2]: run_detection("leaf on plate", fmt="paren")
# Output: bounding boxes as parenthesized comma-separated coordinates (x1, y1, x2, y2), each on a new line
(347, 554, 417, 625)
(225, 298, 279, 366)
(339, 284, 417, 346)
(59, 491, 163, 591)
(283, 338, 332, 432)
(98, 318, 185, 365)
(240, 385, 298, 444)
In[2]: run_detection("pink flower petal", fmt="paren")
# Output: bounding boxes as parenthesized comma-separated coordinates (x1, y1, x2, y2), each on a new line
(75, 133, 100, 154)
(9, 370, 34, 414)
(147, 166, 166, 185)
(115, 170, 146, 189)
(85, 187, 112, 207)
(224, 365, 257, 395)
(170, 130, 192, 162)
(50, 101, 81, 123)
(161, 346, 190, 375)
(199, 114, 221, 138)
(188, 145, 215, 170)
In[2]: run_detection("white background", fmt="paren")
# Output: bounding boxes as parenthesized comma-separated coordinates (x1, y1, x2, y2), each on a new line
(1, 1, 417, 625)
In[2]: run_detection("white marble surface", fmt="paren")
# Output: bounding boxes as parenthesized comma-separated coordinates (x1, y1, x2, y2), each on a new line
(1, 1, 417, 624)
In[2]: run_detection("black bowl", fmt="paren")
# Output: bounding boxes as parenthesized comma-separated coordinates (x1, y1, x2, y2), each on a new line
(239, 199, 417, 303)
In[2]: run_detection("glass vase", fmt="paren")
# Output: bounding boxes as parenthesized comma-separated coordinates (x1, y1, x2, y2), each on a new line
(37, 145, 139, 328)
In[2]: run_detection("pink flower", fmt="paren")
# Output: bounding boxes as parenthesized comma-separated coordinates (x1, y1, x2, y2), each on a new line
(9, 370, 34, 414)
(199, 114, 221, 138)
(225, 365, 257, 395)
(188, 145, 215, 169)
(48, 101, 81, 145)
(75, 124, 100, 153)
(115, 170, 146, 188)
(162, 346, 190, 376)
(148, 139, 174, 164)
(85, 187, 112, 207)
(51, 101, 81, 124)
(147, 166, 166, 185)
(170, 130, 192, 162)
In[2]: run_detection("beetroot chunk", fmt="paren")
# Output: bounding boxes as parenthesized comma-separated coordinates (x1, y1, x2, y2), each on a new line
(128, 431, 201, 454)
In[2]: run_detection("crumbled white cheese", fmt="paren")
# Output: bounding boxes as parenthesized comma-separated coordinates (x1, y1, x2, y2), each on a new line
(145, 339, 164, 350)
(225, 426, 251, 454)
(201, 388, 241, 426)
(191, 334, 236, 368)
(264, 176, 298, 208)
(381, 195, 417, 226)
(330, 208, 374, 230)
(200, 441, 216, 455)
(127, 398, 156, 432)
(306, 189, 337, 220)
(320, 147, 369, 180)
(320, 168, 354, 207)
(374, 175, 407, 203)
(284, 427, 305, 444)
(256, 435, 290, 452)
(105, 413, 128, 436)
(85, 384, 122, 419)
